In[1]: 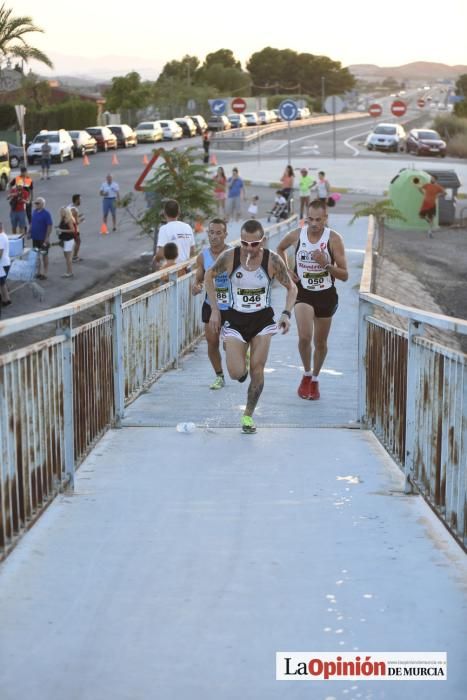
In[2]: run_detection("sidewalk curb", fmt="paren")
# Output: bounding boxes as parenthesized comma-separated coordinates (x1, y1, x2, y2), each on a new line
(242, 178, 388, 197)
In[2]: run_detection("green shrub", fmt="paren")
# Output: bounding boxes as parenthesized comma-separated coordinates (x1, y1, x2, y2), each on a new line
(25, 100, 98, 137)
(432, 114, 467, 140)
(446, 133, 467, 159)
(0, 104, 16, 130)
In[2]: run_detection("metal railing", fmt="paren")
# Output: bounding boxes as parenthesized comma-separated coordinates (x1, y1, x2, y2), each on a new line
(359, 217, 467, 548)
(0, 217, 297, 559)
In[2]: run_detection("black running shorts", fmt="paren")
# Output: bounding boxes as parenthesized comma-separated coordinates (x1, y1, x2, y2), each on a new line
(295, 284, 338, 318)
(202, 301, 227, 325)
(222, 307, 277, 343)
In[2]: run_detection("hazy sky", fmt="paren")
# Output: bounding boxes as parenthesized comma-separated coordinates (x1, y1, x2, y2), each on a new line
(18, 0, 467, 76)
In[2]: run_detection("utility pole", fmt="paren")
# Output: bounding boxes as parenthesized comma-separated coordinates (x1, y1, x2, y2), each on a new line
(321, 76, 326, 112)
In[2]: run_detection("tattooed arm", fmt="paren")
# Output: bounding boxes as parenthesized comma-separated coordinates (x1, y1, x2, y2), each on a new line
(269, 251, 298, 334)
(205, 249, 234, 333)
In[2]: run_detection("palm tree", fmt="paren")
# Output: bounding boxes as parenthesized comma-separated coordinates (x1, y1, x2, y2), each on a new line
(349, 199, 406, 254)
(0, 4, 53, 70)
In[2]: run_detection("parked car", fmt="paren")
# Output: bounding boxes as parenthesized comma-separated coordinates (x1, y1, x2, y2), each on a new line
(135, 121, 163, 143)
(406, 129, 447, 157)
(0, 141, 11, 190)
(68, 130, 98, 156)
(187, 114, 208, 134)
(272, 109, 281, 122)
(159, 120, 183, 140)
(299, 107, 311, 119)
(27, 130, 75, 164)
(258, 109, 274, 125)
(207, 115, 231, 132)
(365, 123, 406, 152)
(174, 117, 197, 137)
(85, 126, 118, 151)
(108, 124, 138, 148)
(227, 113, 247, 129)
(244, 112, 259, 126)
(7, 142, 25, 168)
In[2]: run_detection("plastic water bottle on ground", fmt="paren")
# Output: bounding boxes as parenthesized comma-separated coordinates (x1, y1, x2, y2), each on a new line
(176, 422, 196, 433)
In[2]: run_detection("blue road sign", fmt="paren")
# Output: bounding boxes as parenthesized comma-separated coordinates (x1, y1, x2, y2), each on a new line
(279, 99, 298, 121)
(209, 99, 227, 114)
(448, 95, 464, 104)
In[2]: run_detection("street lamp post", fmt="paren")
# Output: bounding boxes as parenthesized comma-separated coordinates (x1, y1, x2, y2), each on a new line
(321, 77, 326, 112)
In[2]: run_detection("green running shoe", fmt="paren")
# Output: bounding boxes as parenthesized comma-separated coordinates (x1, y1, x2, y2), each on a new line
(210, 375, 225, 390)
(241, 415, 256, 434)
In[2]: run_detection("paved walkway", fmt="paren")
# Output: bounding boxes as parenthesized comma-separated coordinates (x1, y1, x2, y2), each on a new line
(0, 216, 465, 700)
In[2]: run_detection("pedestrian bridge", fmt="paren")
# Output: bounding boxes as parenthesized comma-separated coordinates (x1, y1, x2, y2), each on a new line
(0, 214, 466, 700)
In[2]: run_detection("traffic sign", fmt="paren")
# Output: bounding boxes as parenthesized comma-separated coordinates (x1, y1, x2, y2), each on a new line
(187, 98, 196, 111)
(231, 97, 247, 114)
(368, 103, 382, 117)
(209, 99, 227, 115)
(324, 95, 344, 115)
(279, 99, 298, 121)
(417, 98, 425, 108)
(391, 100, 407, 117)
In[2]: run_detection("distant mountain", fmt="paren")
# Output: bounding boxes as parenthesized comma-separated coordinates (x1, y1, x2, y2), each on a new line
(348, 62, 467, 81)
(34, 51, 163, 81)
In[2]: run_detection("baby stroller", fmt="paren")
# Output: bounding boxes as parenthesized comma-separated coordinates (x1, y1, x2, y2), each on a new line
(267, 188, 293, 222)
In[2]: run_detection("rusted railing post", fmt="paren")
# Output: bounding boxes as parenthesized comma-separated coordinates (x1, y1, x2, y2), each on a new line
(405, 320, 424, 494)
(358, 299, 372, 426)
(169, 270, 179, 368)
(56, 316, 74, 489)
(111, 291, 125, 427)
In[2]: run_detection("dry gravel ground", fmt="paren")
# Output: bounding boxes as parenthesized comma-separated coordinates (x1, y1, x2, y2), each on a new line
(374, 224, 467, 353)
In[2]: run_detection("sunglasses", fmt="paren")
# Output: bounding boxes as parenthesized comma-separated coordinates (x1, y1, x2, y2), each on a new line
(240, 237, 264, 248)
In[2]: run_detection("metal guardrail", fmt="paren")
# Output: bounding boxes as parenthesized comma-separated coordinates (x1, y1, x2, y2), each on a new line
(211, 112, 367, 150)
(359, 217, 467, 548)
(0, 216, 297, 559)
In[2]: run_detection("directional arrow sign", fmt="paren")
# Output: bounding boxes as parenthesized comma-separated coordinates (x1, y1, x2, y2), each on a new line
(417, 98, 426, 108)
(231, 97, 247, 114)
(209, 99, 227, 115)
(368, 103, 382, 118)
(279, 99, 298, 121)
(391, 99, 407, 117)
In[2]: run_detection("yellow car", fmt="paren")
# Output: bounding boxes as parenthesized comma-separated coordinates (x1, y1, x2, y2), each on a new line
(0, 141, 11, 190)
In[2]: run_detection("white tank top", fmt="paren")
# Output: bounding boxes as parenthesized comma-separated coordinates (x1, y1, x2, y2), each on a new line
(229, 248, 272, 313)
(295, 225, 333, 292)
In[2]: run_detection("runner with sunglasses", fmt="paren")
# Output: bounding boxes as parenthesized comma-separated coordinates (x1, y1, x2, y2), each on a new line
(205, 219, 297, 434)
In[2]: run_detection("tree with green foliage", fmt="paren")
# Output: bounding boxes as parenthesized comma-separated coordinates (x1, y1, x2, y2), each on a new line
(0, 4, 53, 69)
(350, 200, 406, 254)
(454, 73, 467, 117)
(157, 55, 200, 85)
(17, 72, 51, 108)
(203, 49, 241, 71)
(121, 147, 215, 237)
(104, 71, 151, 112)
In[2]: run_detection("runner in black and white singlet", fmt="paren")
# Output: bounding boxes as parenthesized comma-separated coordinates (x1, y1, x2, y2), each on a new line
(205, 219, 297, 434)
(277, 199, 348, 401)
(192, 218, 231, 390)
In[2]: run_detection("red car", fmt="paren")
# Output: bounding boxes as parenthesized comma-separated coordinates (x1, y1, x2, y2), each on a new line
(85, 126, 118, 151)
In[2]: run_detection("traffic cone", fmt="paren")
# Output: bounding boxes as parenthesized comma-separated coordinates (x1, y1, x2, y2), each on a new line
(142, 154, 149, 164)
(83, 154, 90, 166)
(209, 154, 217, 166)
(100, 222, 108, 235)
(112, 153, 119, 166)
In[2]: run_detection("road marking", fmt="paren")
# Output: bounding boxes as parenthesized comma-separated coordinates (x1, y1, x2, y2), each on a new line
(263, 120, 377, 154)
(343, 129, 374, 157)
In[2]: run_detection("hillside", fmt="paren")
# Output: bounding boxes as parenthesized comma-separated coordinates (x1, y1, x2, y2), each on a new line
(348, 62, 467, 81)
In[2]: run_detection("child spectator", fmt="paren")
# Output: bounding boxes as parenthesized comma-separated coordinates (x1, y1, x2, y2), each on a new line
(247, 195, 259, 219)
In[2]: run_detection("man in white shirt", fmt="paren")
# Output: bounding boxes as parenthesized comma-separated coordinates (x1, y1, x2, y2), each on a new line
(99, 174, 120, 232)
(0, 222, 12, 306)
(153, 200, 195, 269)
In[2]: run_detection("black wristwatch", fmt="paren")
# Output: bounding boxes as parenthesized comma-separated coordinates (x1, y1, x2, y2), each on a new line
(281, 309, 291, 318)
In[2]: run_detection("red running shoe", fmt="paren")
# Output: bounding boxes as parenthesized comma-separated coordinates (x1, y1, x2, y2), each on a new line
(309, 380, 320, 400)
(298, 375, 311, 399)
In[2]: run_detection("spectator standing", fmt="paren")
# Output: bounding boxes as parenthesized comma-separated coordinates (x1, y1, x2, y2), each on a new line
(30, 197, 53, 280)
(0, 222, 12, 306)
(7, 182, 29, 235)
(298, 168, 315, 219)
(226, 167, 245, 222)
(57, 207, 76, 278)
(153, 200, 195, 270)
(10, 166, 33, 225)
(316, 171, 331, 203)
(280, 164, 295, 201)
(40, 138, 52, 179)
(202, 131, 211, 164)
(213, 166, 227, 217)
(68, 193, 84, 262)
(100, 174, 120, 232)
(417, 175, 446, 237)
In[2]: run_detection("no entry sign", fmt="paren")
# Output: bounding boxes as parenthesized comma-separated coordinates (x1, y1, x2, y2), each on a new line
(417, 98, 426, 108)
(368, 103, 382, 117)
(231, 97, 247, 114)
(391, 100, 407, 117)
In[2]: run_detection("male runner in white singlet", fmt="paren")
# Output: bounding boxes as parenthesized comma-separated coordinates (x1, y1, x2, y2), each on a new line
(205, 219, 297, 434)
(277, 199, 348, 400)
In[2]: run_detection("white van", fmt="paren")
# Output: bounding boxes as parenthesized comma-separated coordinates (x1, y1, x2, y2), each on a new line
(26, 130, 74, 164)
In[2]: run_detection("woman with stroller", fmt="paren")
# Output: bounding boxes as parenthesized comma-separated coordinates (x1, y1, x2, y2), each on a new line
(213, 166, 227, 217)
(57, 207, 76, 278)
